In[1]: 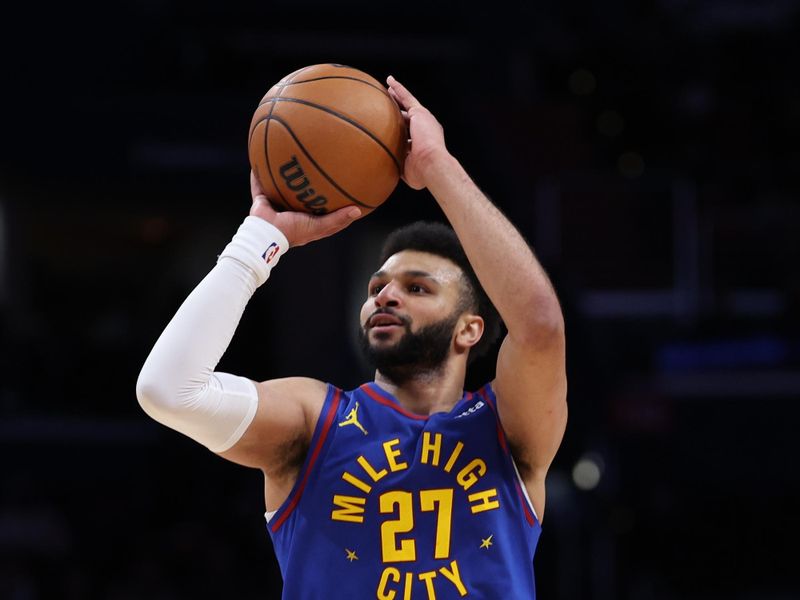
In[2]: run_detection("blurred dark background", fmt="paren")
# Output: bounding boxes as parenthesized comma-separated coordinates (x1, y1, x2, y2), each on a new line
(2, 1, 799, 598)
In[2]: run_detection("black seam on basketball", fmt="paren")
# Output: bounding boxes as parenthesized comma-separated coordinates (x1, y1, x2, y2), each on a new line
(264, 114, 377, 209)
(268, 76, 389, 96)
(263, 84, 292, 210)
(248, 108, 290, 209)
(259, 97, 402, 175)
(285, 65, 315, 84)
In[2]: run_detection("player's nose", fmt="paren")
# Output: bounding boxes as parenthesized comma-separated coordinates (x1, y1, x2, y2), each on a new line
(374, 281, 401, 307)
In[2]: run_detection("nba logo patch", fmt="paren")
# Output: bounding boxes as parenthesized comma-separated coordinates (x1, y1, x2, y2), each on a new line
(262, 242, 280, 265)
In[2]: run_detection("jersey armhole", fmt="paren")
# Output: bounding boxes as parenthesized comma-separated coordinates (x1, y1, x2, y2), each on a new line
(479, 383, 541, 528)
(267, 384, 343, 533)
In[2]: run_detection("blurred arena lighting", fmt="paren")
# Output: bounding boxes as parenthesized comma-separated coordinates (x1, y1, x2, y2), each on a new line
(688, 0, 800, 32)
(568, 69, 596, 95)
(596, 110, 625, 137)
(656, 335, 789, 372)
(618, 151, 645, 178)
(572, 453, 604, 491)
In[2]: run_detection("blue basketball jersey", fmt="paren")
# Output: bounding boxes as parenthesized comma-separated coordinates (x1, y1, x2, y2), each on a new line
(266, 382, 542, 599)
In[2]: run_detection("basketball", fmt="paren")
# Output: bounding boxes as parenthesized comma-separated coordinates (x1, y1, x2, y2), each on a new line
(248, 64, 408, 216)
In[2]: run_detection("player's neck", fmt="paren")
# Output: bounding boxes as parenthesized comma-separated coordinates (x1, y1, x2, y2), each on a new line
(373, 357, 466, 416)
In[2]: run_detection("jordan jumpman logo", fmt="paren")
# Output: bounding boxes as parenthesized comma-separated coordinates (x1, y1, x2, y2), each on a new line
(338, 401, 368, 435)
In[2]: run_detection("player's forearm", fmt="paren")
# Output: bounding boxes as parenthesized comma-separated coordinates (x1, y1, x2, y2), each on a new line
(136, 217, 288, 451)
(424, 152, 563, 342)
(136, 256, 257, 411)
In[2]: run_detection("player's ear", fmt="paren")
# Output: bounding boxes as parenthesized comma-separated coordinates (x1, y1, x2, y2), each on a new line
(454, 314, 484, 352)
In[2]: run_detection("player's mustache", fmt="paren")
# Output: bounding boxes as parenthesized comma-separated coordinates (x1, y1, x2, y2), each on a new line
(365, 308, 411, 329)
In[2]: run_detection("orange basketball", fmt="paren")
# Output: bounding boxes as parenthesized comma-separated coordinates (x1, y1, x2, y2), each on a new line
(248, 64, 408, 216)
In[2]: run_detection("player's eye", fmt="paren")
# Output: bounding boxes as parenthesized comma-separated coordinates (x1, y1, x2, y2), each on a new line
(370, 284, 384, 296)
(409, 284, 427, 293)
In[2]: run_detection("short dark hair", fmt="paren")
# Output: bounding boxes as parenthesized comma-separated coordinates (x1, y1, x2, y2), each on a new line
(379, 221, 502, 363)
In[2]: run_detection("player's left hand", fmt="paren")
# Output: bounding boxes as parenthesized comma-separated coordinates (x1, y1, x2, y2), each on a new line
(249, 171, 361, 247)
(386, 75, 449, 190)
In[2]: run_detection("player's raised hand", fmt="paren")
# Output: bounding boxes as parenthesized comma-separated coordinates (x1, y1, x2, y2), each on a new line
(386, 75, 448, 190)
(249, 171, 361, 247)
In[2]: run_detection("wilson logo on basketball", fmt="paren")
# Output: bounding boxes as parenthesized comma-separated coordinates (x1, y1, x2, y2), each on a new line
(279, 156, 328, 215)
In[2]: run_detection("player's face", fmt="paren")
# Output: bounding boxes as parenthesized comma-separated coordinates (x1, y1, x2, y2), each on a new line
(358, 251, 467, 383)
(360, 250, 465, 344)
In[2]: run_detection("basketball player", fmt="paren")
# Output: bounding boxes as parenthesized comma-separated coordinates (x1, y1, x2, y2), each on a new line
(136, 76, 567, 598)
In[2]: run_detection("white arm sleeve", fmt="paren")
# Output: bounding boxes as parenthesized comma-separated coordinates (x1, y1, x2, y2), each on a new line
(135, 216, 289, 453)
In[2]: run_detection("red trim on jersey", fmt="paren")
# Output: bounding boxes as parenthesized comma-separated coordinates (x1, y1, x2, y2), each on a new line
(514, 477, 536, 526)
(361, 384, 428, 421)
(271, 388, 342, 533)
(481, 386, 537, 527)
(478, 386, 509, 454)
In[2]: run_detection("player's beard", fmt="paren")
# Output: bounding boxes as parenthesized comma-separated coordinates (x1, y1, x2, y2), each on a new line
(358, 309, 461, 386)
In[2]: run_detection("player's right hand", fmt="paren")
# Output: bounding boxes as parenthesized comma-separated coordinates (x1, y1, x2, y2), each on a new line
(249, 170, 361, 247)
(386, 75, 448, 191)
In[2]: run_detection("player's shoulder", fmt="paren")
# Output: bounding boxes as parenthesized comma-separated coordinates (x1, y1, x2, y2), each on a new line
(257, 377, 365, 417)
(255, 377, 330, 405)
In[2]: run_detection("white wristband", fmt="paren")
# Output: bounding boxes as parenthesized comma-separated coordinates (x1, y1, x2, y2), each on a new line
(219, 216, 289, 286)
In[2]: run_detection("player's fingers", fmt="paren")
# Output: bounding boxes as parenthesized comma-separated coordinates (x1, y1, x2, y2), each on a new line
(387, 75, 421, 109)
(249, 194, 277, 220)
(388, 87, 409, 120)
(399, 110, 411, 129)
(250, 170, 266, 199)
(311, 206, 362, 239)
(251, 193, 272, 210)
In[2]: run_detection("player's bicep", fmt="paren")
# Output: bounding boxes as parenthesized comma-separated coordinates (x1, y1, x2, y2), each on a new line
(493, 331, 568, 476)
(218, 377, 327, 473)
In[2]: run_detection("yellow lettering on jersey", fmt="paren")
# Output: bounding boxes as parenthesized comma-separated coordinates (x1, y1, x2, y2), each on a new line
(439, 560, 468, 596)
(357, 454, 388, 482)
(383, 438, 408, 472)
(443, 441, 464, 473)
(420, 432, 442, 466)
(468, 488, 500, 514)
(418, 570, 438, 599)
(377, 567, 401, 600)
(403, 572, 413, 600)
(380, 491, 416, 562)
(420, 488, 453, 559)
(456, 458, 487, 491)
(377, 563, 469, 599)
(342, 471, 372, 494)
(331, 495, 366, 523)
